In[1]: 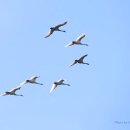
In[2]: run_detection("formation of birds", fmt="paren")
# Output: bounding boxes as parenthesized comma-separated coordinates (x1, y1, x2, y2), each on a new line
(1, 21, 89, 96)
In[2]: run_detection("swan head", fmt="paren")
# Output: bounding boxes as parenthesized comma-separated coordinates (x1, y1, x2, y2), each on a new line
(26, 80, 30, 82)
(72, 41, 76, 44)
(5, 92, 10, 94)
(54, 82, 57, 84)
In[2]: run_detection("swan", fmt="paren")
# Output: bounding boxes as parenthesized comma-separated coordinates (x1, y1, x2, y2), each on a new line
(65, 34, 88, 47)
(50, 79, 70, 93)
(25, 76, 43, 85)
(44, 21, 67, 38)
(70, 54, 89, 67)
(0, 81, 25, 96)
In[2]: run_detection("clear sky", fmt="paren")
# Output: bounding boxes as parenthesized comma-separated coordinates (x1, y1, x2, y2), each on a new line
(0, 0, 130, 130)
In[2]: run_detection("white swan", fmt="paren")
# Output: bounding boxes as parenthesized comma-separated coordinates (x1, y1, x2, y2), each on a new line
(0, 81, 25, 96)
(25, 76, 43, 85)
(50, 79, 70, 93)
(65, 34, 88, 47)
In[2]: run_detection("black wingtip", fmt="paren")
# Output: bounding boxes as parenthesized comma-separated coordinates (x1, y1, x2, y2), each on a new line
(64, 21, 67, 24)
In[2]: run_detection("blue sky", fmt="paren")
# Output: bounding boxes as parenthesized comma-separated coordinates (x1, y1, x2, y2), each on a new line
(0, 0, 130, 130)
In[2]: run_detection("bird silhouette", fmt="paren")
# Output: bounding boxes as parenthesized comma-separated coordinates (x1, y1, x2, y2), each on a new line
(44, 21, 67, 38)
(70, 54, 89, 67)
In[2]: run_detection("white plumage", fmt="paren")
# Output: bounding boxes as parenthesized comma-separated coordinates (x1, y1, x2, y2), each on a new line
(65, 34, 88, 47)
(50, 79, 70, 93)
(0, 81, 25, 96)
(25, 75, 43, 85)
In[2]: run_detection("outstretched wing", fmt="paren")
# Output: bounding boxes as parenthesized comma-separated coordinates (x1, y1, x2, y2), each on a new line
(18, 80, 27, 86)
(0, 80, 26, 96)
(50, 83, 57, 93)
(29, 76, 39, 82)
(55, 21, 67, 28)
(44, 29, 54, 38)
(0, 93, 7, 96)
(79, 54, 88, 61)
(75, 34, 86, 43)
(69, 60, 77, 67)
(57, 79, 64, 84)
(65, 42, 74, 47)
(10, 80, 27, 92)
(9, 86, 21, 93)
